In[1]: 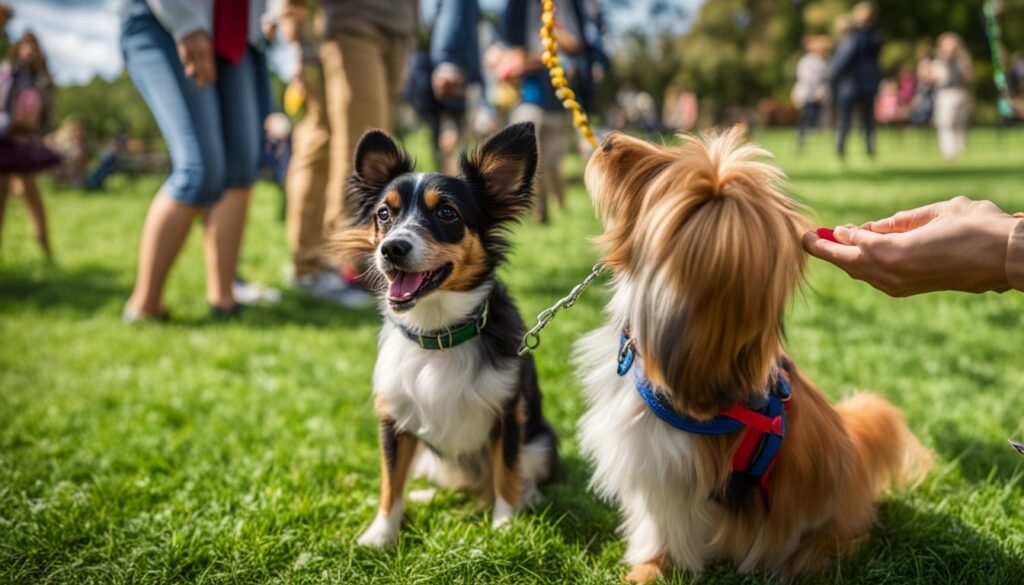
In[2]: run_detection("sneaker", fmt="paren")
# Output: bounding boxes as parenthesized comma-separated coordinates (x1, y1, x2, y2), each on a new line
(234, 276, 282, 305)
(294, 269, 374, 308)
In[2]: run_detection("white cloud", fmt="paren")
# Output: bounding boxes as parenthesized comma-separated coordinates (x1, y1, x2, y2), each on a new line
(9, 0, 123, 86)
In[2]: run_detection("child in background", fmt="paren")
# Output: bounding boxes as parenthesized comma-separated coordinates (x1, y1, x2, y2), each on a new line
(792, 35, 831, 149)
(0, 31, 59, 261)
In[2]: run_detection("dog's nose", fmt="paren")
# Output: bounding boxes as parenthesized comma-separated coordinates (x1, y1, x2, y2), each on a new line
(381, 239, 412, 261)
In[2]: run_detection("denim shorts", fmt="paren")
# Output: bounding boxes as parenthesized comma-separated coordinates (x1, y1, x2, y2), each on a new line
(121, 0, 270, 206)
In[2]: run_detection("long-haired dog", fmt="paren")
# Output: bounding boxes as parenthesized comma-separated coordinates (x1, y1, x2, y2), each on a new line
(334, 122, 558, 547)
(575, 127, 930, 581)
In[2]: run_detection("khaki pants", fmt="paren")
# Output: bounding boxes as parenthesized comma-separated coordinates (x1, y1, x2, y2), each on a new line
(286, 26, 409, 276)
(510, 103, 571, 223)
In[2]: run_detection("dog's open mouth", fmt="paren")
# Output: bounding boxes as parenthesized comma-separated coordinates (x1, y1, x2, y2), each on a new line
(386, 263, 453, 310)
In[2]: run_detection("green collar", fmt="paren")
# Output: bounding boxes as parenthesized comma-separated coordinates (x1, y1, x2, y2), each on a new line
(390, 300, 489, 350)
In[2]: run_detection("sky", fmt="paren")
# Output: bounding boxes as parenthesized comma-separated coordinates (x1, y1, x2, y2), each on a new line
(10, 0, 701, 87)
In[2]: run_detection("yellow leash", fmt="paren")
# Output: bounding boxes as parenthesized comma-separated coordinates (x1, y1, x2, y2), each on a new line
(539, 0, 597, 147)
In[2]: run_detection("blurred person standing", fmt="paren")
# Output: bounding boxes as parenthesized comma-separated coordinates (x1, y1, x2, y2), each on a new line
(119, 0, 273, 321)
(0, 31, 58, 261)
(792, 35, 831, 149)
(0, 4, 11, 61)
(429, 1, 481, 175)
(932, 33, 973, 160)
(829, 1, 883, 159)
(662, 81, 698, 134)
(909, 49, 936, 126)
(281, 0, 476, 305)
(501, 0, 597, 224)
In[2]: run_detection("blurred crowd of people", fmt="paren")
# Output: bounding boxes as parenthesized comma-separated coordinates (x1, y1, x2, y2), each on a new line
(2, 0, 1020, 321)
(792, 1, 982, 161)
(0, 0, 609, 318)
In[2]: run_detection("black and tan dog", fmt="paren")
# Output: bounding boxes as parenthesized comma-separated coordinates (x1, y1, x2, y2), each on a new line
(334, 123, 558, 547)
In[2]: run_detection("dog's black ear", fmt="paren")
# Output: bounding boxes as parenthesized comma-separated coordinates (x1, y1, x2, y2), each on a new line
(345, 129, 413, 225)
(461, 122, 537, 222)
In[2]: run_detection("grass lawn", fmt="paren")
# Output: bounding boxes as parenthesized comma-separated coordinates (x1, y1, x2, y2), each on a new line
(2, 128, 1024, 584)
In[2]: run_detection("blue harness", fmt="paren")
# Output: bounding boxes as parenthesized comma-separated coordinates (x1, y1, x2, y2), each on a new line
(617, 331, 791, 502)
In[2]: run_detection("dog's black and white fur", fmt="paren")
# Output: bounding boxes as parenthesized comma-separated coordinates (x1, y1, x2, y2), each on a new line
(334, 123, 558, 547)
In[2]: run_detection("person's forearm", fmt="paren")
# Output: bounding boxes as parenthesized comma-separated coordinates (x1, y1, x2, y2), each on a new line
(145, 0, 212, 40)
(1007, 220, 1024, 292)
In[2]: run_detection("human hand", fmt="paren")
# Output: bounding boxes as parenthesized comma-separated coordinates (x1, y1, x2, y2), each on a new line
(177, 30, 216, 87)
(279, 7, 306, 45)
(803, 196, 1022, 296)
(554, 27, 581, 55)
(431, 63, 465, 101)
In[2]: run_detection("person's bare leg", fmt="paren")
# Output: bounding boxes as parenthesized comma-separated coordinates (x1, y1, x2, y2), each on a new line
(14, 174, 53, 260)
(127, 194, 199, 315)
(202, 187, 251, 309)
(0, 174, 9, 249)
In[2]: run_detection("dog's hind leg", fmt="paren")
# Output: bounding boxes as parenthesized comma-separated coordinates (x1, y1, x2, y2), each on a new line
(357, 416, 418, 548)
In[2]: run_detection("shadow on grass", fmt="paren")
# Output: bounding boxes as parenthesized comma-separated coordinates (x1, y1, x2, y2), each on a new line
(196, 292, 382, 330)
(0, 263, 127, 314)
(932, 422, 1024, 485)
(846, 499, 1024, 584)
(663, 501, 1023, 585)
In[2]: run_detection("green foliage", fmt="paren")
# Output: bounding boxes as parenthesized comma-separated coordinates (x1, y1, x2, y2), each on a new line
(2, 129, 1024, 583)
(51, 73, 162, 148)
(653, 0, 1024, 121)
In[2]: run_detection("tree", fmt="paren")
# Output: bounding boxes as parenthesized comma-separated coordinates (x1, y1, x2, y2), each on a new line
(51, 73, 162, 148)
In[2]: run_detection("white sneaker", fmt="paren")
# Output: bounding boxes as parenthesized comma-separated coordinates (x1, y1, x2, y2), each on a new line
(294, 269, 374, 308)
(233, 276, 283, 305)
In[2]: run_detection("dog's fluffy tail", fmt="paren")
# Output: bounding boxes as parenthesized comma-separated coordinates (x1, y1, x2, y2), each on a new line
(835, 392, 932, 496)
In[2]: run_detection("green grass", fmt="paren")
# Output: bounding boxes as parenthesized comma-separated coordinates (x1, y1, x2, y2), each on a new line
(2, 128, 1024, 584)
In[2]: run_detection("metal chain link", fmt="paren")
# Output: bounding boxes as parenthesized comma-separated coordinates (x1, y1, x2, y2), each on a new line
(518, 263, 605, 356)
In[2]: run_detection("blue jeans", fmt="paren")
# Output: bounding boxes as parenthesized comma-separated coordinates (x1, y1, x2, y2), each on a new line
(121, 0, 269, 206)
(836, 91, 876, 158)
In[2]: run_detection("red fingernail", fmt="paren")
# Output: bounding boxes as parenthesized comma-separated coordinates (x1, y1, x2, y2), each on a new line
(816, 228, 838, 243)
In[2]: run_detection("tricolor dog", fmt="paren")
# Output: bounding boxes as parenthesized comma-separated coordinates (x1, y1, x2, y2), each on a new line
(334, 123, 559, 548)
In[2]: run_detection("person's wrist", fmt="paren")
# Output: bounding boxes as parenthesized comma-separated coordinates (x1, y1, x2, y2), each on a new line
(1005, 218, 1024, 292)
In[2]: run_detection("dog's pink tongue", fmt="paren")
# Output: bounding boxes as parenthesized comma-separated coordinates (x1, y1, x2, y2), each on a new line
(388, 271, 427, 300)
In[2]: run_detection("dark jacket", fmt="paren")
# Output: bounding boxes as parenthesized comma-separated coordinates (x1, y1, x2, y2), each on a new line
(430, 0, 481, 85)
(830, 26, 884, 97)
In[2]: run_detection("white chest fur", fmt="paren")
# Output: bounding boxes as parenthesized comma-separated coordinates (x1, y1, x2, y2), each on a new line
(373, 290, 516, 458)
(575, 323, 715, 570)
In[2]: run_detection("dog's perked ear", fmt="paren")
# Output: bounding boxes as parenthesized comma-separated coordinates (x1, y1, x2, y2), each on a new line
(461, 122, 538, 222)
(346, 129, 414, 225)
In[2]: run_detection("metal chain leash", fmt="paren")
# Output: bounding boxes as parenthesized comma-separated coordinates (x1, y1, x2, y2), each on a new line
(518, 263, 605, 356)
(516, 0, 605, 357)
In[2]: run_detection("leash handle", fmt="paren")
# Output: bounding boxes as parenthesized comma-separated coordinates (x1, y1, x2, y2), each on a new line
(539, 0, 598, 147)
(518, 263, 604, 356)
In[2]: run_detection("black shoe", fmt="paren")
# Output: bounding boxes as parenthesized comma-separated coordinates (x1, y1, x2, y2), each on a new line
(209, 303, 244, 320)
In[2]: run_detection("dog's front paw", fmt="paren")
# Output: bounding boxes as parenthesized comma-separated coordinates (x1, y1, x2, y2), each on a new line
(492, 496, 518, 528)
(624, 559, 666, 584)
(357, 505, 403, 548)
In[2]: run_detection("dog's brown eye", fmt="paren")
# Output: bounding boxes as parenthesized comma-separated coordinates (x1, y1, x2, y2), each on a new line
(436, 205, 459, 222)
(376, 207, 391, 222)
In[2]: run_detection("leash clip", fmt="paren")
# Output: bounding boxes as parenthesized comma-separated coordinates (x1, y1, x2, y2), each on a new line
(517, 263, 605, 356)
